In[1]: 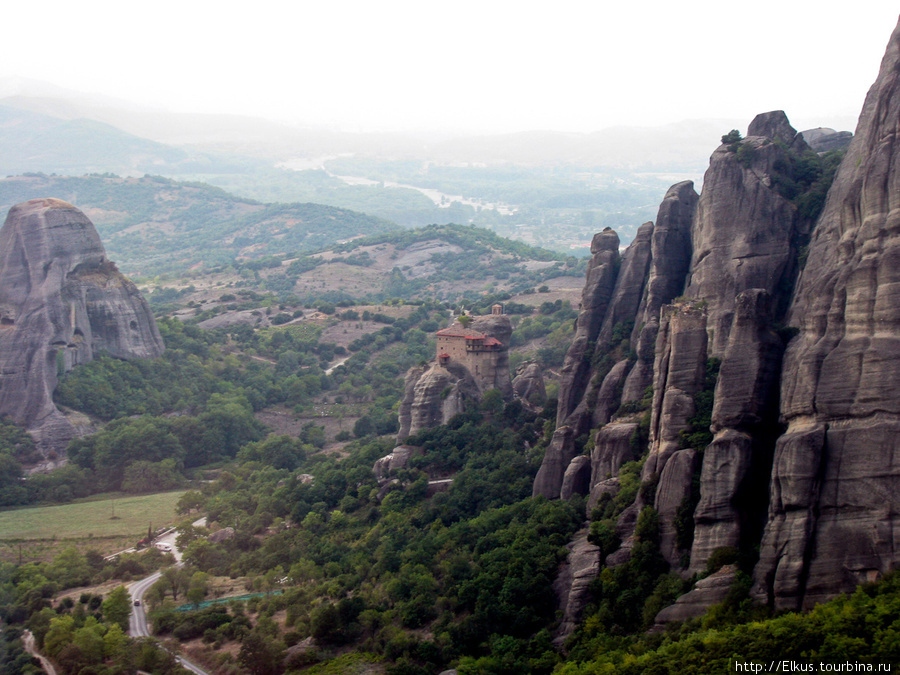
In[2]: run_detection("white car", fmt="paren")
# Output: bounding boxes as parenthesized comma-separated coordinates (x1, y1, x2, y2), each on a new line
(155, 543, 172, 552)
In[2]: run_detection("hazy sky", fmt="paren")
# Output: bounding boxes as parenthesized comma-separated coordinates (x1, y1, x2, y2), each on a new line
(2, 1, 898, 134)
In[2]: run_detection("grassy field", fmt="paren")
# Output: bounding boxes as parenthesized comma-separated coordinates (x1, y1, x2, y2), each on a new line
(0, 490, 186, 541)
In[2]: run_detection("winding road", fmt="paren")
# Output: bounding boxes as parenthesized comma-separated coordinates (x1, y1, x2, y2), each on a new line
(127, 522, 212, 675)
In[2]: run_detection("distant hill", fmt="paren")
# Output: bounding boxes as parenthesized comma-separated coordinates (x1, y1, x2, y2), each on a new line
(0, 105, 250, 177)
(0, 84, 713, 251)
(283, 224, 585, 303)
(0, 174, 399, 276)
(165, 223, 588, 319)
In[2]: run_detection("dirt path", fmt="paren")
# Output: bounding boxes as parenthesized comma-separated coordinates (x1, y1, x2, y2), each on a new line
(22, 630, 57, 675)
(325, 355, 351, 374)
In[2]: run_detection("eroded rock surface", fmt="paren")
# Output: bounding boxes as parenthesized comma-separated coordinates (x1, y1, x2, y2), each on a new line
(685, 111, 805, 356)
(653, 565, 738, 628)
(0, 199, 163, 454)
(533, 16, 900, 618)
(754, 18, 900, 610)
(555, 229, 620, 429)
(512, 360, 546, 407)
(552, 529, 601, 647)
(397, 361, 480, 440)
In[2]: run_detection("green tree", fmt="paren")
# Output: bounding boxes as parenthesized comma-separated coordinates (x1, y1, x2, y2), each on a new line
(186, 571, 210, 608)
(238, 627, 285, 675)
(101, 585, 132, 631)
(721, 129, 743, 145)
(122, 459, 182, 493)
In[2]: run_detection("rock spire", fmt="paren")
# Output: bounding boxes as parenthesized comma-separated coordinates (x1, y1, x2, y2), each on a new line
(0, 199, 164, 455)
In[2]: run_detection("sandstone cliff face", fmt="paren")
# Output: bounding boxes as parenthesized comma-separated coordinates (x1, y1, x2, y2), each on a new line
(397, 361, 480, 440)
(534, 184, 697, 501)
(622, 181, 697, 403)
(538, 16, 900, 617)
(555, 229, 619, 431)
(512, 360, 546, 407)
(753, 17, 900, 610)
(685, 111, 806, 357)
(0, 199, 164, 454)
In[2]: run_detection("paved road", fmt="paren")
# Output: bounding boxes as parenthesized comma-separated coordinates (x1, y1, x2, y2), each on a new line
(128, 524, 212, 675)
(128, 570, 162, 638)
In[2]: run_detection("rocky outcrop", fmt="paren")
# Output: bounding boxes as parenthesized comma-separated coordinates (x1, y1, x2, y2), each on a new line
(590, 423, 638, 488)
(512, 360, 546, 407)
(397, 361, 480, 440)
(753, 18, 900, 610)
(801, 127, 853, 153)
(398, 312, 513, 440)
(622, 181, 697, 403)
(560, 455, 592, 500)
(536, 14, 900, 620)
(653, 565, 739, 628)
(373, 445, 422, 481)
(0, 199, 163, 454)
(685, 111, 806, 357)
(208, 527, 236, 543)
(643, 302, 708, 480)
(555, 229, 619, 429)
(533, 426, 577, 499)
(597, 222, 653, 346)
(689, 290, 783, 573)
(639, 301, 709, 565)
(528, 15, 900, 622)
(552, 529, 601, 647)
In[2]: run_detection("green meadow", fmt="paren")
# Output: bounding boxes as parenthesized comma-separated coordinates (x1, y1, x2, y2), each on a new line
(0, 490, 186, 541)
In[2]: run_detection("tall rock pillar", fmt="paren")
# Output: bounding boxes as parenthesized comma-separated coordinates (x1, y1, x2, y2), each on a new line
(0, 199, 164, 454)
(754, 17, 900, 610)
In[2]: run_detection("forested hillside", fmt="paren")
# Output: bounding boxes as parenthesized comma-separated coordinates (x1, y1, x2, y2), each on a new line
(0, 174, 398, 276)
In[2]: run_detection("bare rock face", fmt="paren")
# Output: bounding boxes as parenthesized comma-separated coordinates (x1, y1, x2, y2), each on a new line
(532, 425, 577, 499)
(551, 529, 602, 648)
(655, 448, 700, 567)
(0, 199, 164, 454)
(689, 290, 783, 573)
(653, 565, 738, 628)
(623, 181, 697, 403)
(373, 445, 422, 481)
(535, 14, 900, 619)
(589, 422, 638, 487)
(644, 302, 708, 480)
(512, 360, 546, 407)
(555, 229, 620, 428)
(685, 111, 804, 357)
(754, 18, 900, 610)
(560, 455, 592, 500)
(397, 361, 479, 441)
(801, 127, 853, 153)
(587, 359, 631, 430)
(597, 221, 653, 346)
